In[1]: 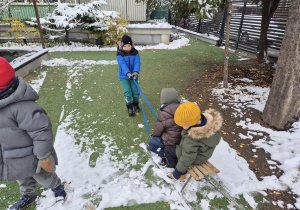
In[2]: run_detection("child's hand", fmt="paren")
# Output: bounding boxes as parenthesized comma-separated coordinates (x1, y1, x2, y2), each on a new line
(36, 151, 56, 173)
(127, 73, 133, 78)
(132, 72, 138, 79)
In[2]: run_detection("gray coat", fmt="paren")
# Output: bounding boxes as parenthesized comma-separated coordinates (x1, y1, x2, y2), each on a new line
(0, 77, 57, 181)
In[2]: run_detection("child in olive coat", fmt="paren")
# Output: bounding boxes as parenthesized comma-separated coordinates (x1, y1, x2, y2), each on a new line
(165, 102, 223, 182)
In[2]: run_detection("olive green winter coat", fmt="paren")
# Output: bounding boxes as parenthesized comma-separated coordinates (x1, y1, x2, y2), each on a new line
(176, 109, 223, 173)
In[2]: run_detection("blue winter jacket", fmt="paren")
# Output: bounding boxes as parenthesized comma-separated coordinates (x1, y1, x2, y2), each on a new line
(116, 47, 141, 79)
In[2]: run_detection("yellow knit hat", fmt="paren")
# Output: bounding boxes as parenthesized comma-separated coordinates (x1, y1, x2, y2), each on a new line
(174, 102, 201, 127)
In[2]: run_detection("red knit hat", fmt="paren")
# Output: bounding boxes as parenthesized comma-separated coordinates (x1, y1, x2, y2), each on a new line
(0, 57, 15, 90)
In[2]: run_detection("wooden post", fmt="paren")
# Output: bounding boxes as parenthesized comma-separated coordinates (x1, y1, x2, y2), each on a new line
(235, 1, 247, 50)
(181, 176, 192, 193)
(33, 0, 46, 49)
(223, 0, 232, 88)
(218, 7, 227, 46)
(197, 18, 201, 33)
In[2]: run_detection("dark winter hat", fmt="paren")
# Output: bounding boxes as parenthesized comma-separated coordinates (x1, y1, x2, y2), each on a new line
(160, 88, 179, 104)
(0, 57, 15, 90)
(121, 35, 133, 47)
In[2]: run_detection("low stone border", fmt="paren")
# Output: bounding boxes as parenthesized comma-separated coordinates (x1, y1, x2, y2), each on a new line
(7, 49, 50, 77)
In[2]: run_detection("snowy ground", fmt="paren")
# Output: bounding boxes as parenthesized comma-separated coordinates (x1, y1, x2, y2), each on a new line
(3, 36, 299, 209)
(0, 35, 189, 53)
(212, 83, 300, 209)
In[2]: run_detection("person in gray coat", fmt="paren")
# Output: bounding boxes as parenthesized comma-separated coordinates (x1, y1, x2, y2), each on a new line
(0, 57, 66, 210)
(148, 88, 182, 167)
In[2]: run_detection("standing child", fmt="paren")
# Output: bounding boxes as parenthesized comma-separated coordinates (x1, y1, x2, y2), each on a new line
(149, 88, 182, 167)
(165, 102, 223, 182)
(117, 34, 141, 116)
(0, 57, 66, 210)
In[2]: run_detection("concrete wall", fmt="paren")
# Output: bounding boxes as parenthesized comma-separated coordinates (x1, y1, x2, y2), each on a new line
(0, 25, 172, 45)
(15, 52, 50, 78)
(127, 28, 171, 45)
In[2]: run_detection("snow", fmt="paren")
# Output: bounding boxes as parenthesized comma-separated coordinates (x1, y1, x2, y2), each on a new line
(174, 26, 220, 41)
(41, 58, 117, 66)
(9, 49, 48, 70)
(236, 78, 253, 83)
(25, 1, 124, 44)
(0, 184, 6, 188)
(0, 35, 189, 53)
(213, 83, 269, 113)
(128, 23, 172, 29)
(212, 82, 300, 208)
(219, 46, 236, 53)
(28, 71, 47, 94)
(38, 111, 194, 209)
(237, 57, 251, 61)
(138, 124, 144, 128)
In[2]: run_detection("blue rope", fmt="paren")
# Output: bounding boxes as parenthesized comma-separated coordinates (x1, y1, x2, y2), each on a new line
(139, 94, 150, 135)
(133, 79, 158, 119)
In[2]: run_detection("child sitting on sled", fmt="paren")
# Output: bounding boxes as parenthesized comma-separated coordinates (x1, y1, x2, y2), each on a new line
(148, 88, 183, 167)
(165, 102, 223, 182)
(0, 57, 66, 210)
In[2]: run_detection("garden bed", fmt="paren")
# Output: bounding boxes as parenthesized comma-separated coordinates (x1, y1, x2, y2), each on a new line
(0, 49, 49, 77)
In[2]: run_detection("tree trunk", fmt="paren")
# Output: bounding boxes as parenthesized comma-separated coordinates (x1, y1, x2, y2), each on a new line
(223, 0, 232, 88)
(257, 0, 280, 63)
(262, 0, 300, 130)
(65, 29, 69, 44)
(33, 0, 46, 49)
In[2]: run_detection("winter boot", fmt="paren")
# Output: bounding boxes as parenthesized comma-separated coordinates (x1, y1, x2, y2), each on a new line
(9, 195, 37, 210)
(158, 157, 167, 167)
(52, 184, 67, 201)
(126, 104, 134, 116)
(167, 173, 186, 183)
(133, 101, 140, 113)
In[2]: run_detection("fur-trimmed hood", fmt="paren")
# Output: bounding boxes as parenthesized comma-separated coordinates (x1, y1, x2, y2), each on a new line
(188, 109, 223, 140)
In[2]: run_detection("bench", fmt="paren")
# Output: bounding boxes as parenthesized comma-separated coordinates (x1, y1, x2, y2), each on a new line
(181, 161, 220, 192)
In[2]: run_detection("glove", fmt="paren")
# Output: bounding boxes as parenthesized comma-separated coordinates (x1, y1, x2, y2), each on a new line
(173, 167, 187, 179)
(36, 151, 56, 174)
(132, 72, 138, 79)
(127, 73, 133, 78)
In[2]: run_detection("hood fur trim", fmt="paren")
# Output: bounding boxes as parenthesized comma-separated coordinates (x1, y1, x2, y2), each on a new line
(188, 109, 223, 139)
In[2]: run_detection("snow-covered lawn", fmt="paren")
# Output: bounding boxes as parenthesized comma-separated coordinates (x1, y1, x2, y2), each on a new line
(2, 36, 299, 209)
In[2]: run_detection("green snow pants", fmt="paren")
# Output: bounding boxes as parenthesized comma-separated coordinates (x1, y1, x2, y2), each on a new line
(120, 78, 139, 105)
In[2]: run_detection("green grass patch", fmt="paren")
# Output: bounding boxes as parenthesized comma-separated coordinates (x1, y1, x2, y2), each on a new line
(108, 201, 170, 210)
